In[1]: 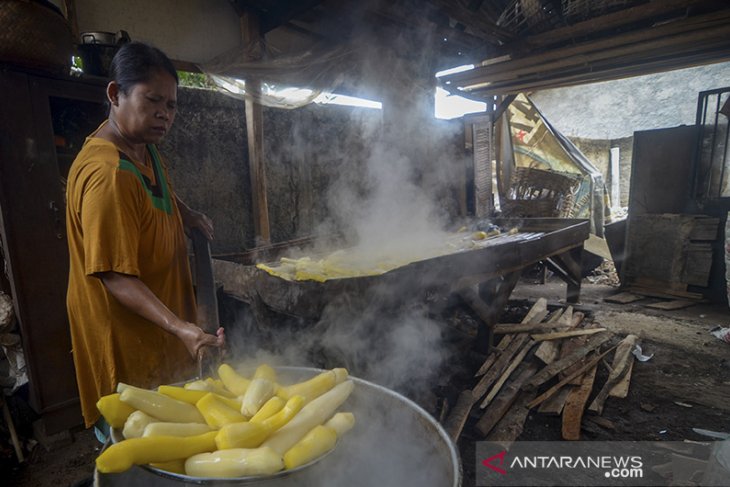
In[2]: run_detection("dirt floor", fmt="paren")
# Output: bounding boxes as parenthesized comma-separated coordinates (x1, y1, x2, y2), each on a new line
(3, 278, 729, 487)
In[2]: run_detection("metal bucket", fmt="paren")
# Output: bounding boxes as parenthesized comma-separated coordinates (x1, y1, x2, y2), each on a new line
(95, 367, 462, 487)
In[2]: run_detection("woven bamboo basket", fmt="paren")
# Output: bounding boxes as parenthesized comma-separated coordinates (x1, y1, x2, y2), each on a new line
(502, 166, 582, 218)
(0, 0, 73, 72)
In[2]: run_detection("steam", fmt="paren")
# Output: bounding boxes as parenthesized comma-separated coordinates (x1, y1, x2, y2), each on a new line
(221, 13, 467, 486)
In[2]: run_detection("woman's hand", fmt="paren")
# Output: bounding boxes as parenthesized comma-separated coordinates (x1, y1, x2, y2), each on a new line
(175, 322, 226, 360)
(176, 196, 214, 240)
(182, 208, 214, 241)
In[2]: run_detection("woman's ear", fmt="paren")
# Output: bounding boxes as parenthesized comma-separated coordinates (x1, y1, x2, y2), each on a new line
(107, 81, 120, 107)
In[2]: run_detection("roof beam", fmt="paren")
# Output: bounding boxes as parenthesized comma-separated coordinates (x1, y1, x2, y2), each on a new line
(497, 0, 716, 55)
(428, 0, 516, 43)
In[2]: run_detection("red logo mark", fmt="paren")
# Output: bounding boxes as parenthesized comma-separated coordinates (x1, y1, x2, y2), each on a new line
(482, 450, 508, 475)
(516, 129, 527, 142)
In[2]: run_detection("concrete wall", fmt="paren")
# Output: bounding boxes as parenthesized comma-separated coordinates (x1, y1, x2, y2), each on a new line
(530, 61, 730, 209)
(74, 0, 240, 63)
(161, 87, 464, 254)
(161, 87, 251, 254)
(570, 136, 633, 208)
(531, 61, 730, 139)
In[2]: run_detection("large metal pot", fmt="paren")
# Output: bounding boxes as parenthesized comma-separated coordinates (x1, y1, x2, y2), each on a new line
(96, 367, 461, 487)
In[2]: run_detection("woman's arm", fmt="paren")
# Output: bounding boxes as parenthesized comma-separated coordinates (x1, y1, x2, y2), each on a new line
(98, 271, 224, 359)
(176, 196, 214, 241)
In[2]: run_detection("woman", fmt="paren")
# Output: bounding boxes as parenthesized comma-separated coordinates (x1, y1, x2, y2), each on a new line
(66, 42, 225, 428)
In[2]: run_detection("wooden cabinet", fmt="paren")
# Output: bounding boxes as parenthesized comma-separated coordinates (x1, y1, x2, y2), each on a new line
(0, 65, 106, 433)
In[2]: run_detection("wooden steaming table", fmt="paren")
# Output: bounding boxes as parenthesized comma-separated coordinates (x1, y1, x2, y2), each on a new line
(214, 218, 590, 353)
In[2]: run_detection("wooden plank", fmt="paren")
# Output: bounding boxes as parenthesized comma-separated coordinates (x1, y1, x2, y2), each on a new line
(524, 332, 613, 391)
(463, 46, 730, 97)
(511, 0, 715, 51)
(609, 356, 634, 398)
(494, 321, 569, 334)
(480, 340, 536, 408)
(443, 390, 474, 442)
(531, 328, 606, 342)
(475, 335, 512, 377)
(485, 389, 536, 444)
(242, 11, 271, 246)
(537, 386, 573, 415)
(475, 362, 538, 436)
(472, 298, 548, 397)
(522, 297, 548, 324)
(604, 292, 645, 304)
(534, 307, 575, 364)
(450, 9, 730, 86)
(589, 335, 639, 415)
(559, 319, 596, 385)
(627, 286, 704, 301)
(561, 362, 598, 440)
(472, 333, 531, 402)
(644, 299, 697, 310)
(527, 346, 617, 409)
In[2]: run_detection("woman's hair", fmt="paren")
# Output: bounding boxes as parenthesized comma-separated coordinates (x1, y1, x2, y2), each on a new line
(108, 42, 178, 94)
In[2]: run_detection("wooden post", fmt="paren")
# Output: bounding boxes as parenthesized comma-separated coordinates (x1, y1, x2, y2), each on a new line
(241, 12, 271, 246)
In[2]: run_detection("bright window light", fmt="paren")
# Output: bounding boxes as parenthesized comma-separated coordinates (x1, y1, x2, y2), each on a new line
(435, 64, 475, 77)
(435, 86, 486, 120)
(314, 93, 382, 109)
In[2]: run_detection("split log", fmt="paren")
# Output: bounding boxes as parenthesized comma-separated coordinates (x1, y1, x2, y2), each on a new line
(524, 332, 613, 391)
(537, 386, 573, 415)
(608, 355, 634, 398)
(531, 328, 606, 341)
(527, 345, 617, 409)
(534, 308, 578, 364)
(486, 390, 536, 444)
(476, 362, 538, 436)
(560, 322, 597, 385)
(474, 335, 513, 377)
(443, 390, 474, 442)
(589, 334, 639, 414)
(480, 340, 536, 408)
(561, 361, 598, 440)
(472, 333, 531, 402)
(472, 298, 548, 399)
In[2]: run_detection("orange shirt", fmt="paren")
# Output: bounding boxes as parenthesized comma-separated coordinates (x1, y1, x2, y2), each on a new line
(66, 127, 196, 427)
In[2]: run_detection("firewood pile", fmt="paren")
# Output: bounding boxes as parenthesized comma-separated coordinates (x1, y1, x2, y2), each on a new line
(442, 298, 636, 444)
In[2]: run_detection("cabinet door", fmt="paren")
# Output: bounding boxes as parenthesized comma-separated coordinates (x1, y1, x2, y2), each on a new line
(0, 69, 104, 433)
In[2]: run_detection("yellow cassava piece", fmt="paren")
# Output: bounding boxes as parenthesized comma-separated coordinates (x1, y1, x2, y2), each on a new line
(96, 431, 217, 474)
(119, 384, 205, 424)
(214, 422, 268, 450)
(157, 385, 207, 405)
(96, 393, 135, 429)
(196, 393, 246, 428)
(150, 459, 186, 474)
(214, 393, 242, 411)
(253, 364, 277, 382)
(185, 447, 283, 478)
(283, 425, 337, 470)
(262, 381, 354, 455)
(123, 410, 158, 439)
(241, 378, 275, 417)
(143, 422, 212, 438)
(249, 397, 285, 423)
(216, 396, 303, 450)
(217, 364, 251, 396)
(324, 412, 355, 436)
(205, 378, 237, 398)
(277, 368, 348, 403)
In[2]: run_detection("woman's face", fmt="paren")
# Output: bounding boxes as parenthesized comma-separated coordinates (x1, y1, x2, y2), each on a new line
(111, 68, 178, 145)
